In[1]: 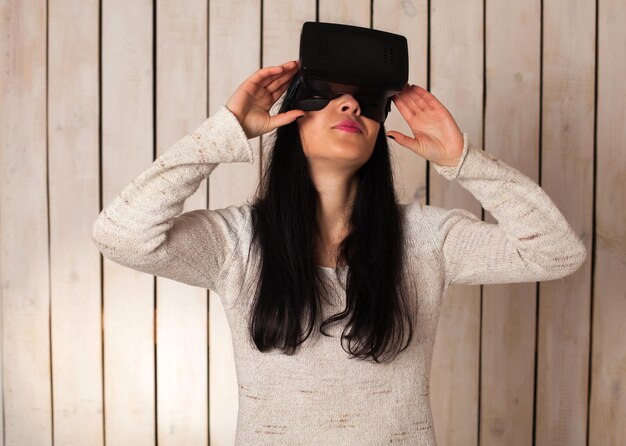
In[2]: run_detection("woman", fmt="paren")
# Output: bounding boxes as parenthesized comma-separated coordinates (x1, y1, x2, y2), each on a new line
(92, 60, 586, 445)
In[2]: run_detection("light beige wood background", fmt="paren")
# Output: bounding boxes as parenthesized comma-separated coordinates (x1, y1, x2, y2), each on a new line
(1, 0, 623, 445)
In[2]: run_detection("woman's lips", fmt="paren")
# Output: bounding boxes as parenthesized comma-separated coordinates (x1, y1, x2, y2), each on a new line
(334, 125, 361, 134)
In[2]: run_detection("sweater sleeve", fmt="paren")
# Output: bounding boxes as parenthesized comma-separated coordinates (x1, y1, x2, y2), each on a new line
(420, 131, 587, 287)
(91, 105, 254, 298)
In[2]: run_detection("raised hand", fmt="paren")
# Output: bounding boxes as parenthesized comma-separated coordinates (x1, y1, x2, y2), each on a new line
(225, 60, 305, 139)
(386, 83, 465, 168)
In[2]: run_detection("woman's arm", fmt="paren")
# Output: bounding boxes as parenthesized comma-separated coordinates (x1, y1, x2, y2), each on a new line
(420, 132, 587, 287)
(91, 105, 254, 296)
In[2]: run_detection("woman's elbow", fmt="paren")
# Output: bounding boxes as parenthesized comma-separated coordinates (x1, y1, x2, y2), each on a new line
(549, 240, 587, 279)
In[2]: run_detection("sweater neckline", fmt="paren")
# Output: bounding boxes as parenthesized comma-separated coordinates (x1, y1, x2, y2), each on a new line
(316, 264, 349, 272)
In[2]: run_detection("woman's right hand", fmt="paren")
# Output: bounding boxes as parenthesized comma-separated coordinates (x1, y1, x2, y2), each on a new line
(225, 60, 305, 139)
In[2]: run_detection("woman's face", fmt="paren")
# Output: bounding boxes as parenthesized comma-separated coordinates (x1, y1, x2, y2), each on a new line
(296, 94, 380, 167)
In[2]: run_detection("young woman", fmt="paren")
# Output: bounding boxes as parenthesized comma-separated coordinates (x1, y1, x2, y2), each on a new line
(92, 60, 586, 445)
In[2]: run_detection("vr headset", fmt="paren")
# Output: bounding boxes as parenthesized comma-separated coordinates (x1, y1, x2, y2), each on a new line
(280, 21, 409, 123)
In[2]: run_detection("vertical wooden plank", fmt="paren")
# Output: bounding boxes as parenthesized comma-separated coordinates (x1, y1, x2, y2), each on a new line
(429, 0, 483, 444)
(589, 0, 626, 443)
(48, 0, 103, 444)
(480, 1, 541, 445)
(156, 0, 209, 444)
(0, 0, 52, 444)
(208, 1, 262, 444)
(101, 0, 156, 444)
(0, 295, 3, 446)
(319, 0, 370, 26)
(373, 1, 429, 204)
(536, 0, 594, 443)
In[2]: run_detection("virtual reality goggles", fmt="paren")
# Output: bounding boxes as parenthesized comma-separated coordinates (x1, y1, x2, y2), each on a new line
(282, 21, 409, 123)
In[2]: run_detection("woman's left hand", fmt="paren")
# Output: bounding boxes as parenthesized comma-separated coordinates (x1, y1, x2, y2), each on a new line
(386, 83, 465, 168)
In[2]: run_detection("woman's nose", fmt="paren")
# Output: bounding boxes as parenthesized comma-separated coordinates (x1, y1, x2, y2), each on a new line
(337, 94, 361, 111)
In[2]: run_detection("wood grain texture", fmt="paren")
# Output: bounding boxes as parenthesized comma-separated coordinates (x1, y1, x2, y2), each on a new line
(0, 0, 51, 444)
(535, 0, 594, 443)
(49, 0, 103, 444)
(2, 0, 625, 444)
(589, 0, 626, 444)
(480, 0, 541, 444)
(429, 0, 483, 444)
(101, 0, 156, 444)
(207, 0, 264, 444)
(155, 0, 210, 445)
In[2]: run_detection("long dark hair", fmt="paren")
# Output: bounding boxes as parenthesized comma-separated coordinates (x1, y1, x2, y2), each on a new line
(243, 86, 417, 364)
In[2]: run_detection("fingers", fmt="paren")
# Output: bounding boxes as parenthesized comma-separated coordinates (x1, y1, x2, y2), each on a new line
(246, 66, 278, 86)
(268, 76, 296, 102)
(392, 92, 416, 119)
(266, 67, 298, 94)
(267, 109, 305, 133)
(406, 86, 431, 111)
(412, 85, 441, 109)
(263, 63, 298, 89)
(255, 61, 298, 88)
(408, 84, 438, 110)
(385, 130, 410, 146)
(392, 85, 417, 117)
(393, 84, 437, 112)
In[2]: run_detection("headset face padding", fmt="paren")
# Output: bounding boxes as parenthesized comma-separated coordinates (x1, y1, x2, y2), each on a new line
(280, 22, 407, 124)
(283, 75, 392, 123)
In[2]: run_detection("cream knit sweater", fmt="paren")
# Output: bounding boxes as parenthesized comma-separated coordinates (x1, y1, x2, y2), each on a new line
(91, 105, 586, 445)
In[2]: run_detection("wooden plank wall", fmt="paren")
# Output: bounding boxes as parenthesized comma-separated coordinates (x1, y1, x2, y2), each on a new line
(1, 0, 624, 445)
